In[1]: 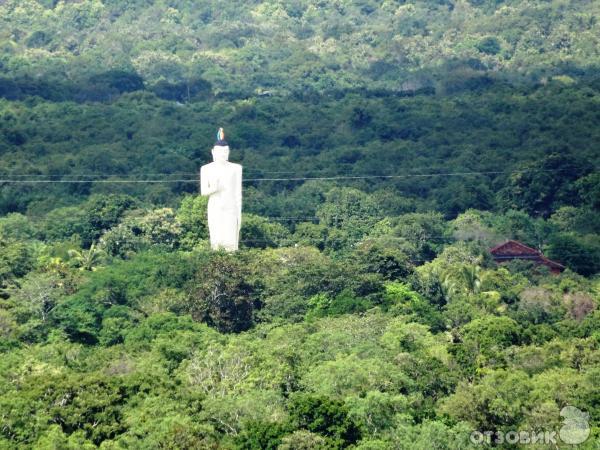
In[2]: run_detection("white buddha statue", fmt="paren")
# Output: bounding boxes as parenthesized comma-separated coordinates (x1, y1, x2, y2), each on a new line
(200, 128, 242, 251)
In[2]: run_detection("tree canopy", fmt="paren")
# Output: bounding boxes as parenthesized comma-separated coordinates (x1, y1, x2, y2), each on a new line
(0, 1, 599, 448)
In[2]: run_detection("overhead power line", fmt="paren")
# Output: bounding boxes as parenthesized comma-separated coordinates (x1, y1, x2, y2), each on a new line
(0, 168, 593, 184)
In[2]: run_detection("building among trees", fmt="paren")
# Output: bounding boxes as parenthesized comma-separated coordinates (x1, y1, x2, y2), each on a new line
(490, 240, 565, 274)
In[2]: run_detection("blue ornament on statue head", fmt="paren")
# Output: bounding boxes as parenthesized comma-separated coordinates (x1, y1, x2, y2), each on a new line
(215, 127, 228, 147)
(213, 127, 230, 163)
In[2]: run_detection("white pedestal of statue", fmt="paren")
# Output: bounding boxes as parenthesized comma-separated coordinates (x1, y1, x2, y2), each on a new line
(200, 145, 242, 251)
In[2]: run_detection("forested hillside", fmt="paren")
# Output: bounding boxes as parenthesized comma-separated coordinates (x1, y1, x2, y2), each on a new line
(0, 1, 599, 449)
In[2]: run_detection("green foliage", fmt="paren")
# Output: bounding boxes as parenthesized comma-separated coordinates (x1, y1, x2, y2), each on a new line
(451, 315, 521, 374)
(176, 194, 209, 249)
(99, 207, 183, 258)
(0, 239, 35, 290)
(67, 242, 106, 271)
(439, 368, 532, 430)
(234, 420, 291, 450)
(546, 232, 600, 276)
(278, 430, 328, 449)
(384, 282, 445, 332)
(462, 316, 521, 353)
(500, 154, 591, 218)
(513, 287, 565, 325)
(241, 213, 291, 248)
(0, 1, 599, 448)
(575, 173, 600, 210)
(1, 372, 128, 445)
(351, 238, 413, 280)
(186, 251, 257, 333)
(390, 212, 450, 262)
(39, 207, 88, 242)
(80, 194, 139, 247)
(1, 85, 598, 221)
(288, 393, 361, 448)
(317, 187, 383, 251)
(0, 213, 37, 241)
(550, 206, 600, 235)
(5, 271, 63, 325)
(307, 290, 372, 319)
(476, 36, 501, 55)
(49, 250, 195, 343)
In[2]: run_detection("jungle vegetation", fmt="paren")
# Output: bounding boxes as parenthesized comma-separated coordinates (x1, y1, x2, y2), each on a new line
(0, 1, 599, 448)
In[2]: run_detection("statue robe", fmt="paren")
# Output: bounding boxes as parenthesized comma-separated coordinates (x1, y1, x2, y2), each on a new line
(200, 161, 242, 251)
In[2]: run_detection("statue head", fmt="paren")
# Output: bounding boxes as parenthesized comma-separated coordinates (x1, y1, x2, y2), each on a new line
(212, 127, 230, 163)
(212, 144, 230, 163)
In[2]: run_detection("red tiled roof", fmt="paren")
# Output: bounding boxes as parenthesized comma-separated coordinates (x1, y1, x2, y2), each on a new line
(489, 240, 565, 271)
(539, 255, 566, 270)
(490, 240, 540, 256)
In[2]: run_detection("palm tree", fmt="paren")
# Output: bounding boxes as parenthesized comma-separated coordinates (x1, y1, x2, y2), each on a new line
(68, 243, 105, 271)
(438, 264, 484, 300)
(460, 265, 483, 295)
(440, 273, 458, 303)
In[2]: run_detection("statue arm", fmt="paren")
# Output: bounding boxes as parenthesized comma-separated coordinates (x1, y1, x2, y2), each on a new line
(200, 166, 218, 196)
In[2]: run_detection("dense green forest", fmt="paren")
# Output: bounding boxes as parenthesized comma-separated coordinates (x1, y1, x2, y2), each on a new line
(0, 0, 599, 448)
